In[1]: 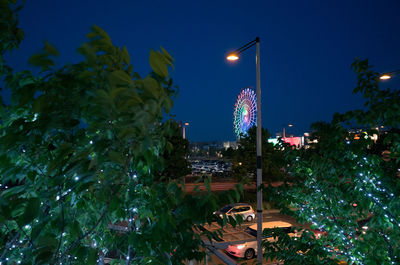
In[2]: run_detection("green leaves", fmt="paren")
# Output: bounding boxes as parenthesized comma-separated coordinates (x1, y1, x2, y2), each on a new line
(0, 0, 25, 54)
(0, 18, 222, 265)
(44, 40, 59, 56)
(110, 69, 134, 86)
(90, 25, 112, 45)
(28, 41, 58, 71)
(28, 53, 55, 70)
(108, 150, 125, 165)
(149, 48, 173, 78)
(34, 234, 58, 264)
(142, 76, 162, 97)
(121, 46, 130, 65)
(266, 58, 400, 265)
(21, 198, 40, 225)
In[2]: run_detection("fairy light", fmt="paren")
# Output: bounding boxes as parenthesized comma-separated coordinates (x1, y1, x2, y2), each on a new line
(290, 158, 397, 265)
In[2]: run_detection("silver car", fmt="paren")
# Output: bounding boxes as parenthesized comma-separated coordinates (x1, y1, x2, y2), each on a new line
(226, 221, 297, 259)
(214, 203, 255, 222)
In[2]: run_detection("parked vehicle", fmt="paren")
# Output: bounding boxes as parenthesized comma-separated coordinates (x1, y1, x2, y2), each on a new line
(214, 203, 255, 222)
(225, 221, 296, 260)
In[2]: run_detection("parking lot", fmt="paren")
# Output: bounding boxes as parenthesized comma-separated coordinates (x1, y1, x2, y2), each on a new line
(191, 209, 302, 265)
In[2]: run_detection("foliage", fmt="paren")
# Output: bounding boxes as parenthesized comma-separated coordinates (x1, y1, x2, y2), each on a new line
(232, 126, 286, 182)
(265, 58, 400, 265)
(0, 0, 24, 57)
(221, 146, 235, 159)
(0, 15, 235, 265)
(155, 121, 191, 181)
(0, 0, 24, 90)
(262, 228, 339, 265)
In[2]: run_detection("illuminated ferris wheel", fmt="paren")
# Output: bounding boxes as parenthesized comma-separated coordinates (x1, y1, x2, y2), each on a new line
(233, 88, 257, 139)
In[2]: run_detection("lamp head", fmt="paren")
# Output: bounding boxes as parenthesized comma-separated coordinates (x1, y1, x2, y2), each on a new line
(226, 53, 239, 61)
(379, 74, 391, 80)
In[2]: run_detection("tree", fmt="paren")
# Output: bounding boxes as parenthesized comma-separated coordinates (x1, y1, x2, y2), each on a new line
(0, 0, 24, 59)
(264, 58, 400, 265)
(232, 126, 286, 183)
(0, 3, 236, 264)
(221, 146, 235, 160)
(156, 121, 191, 181)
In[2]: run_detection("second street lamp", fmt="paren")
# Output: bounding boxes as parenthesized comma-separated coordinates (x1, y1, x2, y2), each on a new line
(283, 124, 293, 139)
(379, 69, 400, 80)
(183, 122, 189, 139)
(227, 37, 263, 264)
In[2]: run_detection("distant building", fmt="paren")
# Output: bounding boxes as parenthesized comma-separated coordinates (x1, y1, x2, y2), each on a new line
(223, 141, 238, 150)
(268, 136, 304, 148)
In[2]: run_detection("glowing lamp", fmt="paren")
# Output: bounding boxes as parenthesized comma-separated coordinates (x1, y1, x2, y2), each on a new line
(379, 74, 391, 80)
(226, 53, 239, 61)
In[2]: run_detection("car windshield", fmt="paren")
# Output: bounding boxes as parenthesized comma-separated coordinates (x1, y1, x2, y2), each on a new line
(221, 205, 233, 213)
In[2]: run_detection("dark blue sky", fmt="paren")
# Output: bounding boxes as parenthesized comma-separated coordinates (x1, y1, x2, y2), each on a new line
(5, 0, 400, 141)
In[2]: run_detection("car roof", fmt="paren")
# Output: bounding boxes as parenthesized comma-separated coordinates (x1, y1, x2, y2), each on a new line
(248, 221, 293, 230)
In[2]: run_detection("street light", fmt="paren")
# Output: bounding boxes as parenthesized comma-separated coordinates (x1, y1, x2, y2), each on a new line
(183, 122, 189, 139)
(226, 37, 263, 264)
(379, 70, 400, 80)
(283, 124, 293, 139)
(226, 54, 239, 61)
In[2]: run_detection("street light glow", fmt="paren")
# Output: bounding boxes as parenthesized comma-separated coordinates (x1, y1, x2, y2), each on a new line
(379, 74, 391, 80)
(226, 53, 239, 61)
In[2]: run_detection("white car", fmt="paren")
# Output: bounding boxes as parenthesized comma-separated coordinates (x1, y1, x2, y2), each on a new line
(225, 221, 296, 260)
(214, 203, 255, 222)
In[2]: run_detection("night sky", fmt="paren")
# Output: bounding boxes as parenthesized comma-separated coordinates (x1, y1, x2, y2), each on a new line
(5, 0, 400, 141)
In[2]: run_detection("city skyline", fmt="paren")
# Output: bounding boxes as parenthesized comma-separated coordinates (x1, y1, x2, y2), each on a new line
(4, 0, 400, 141)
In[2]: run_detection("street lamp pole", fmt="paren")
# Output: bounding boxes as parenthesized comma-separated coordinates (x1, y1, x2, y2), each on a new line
(283, 124, 293, 139)
(227, 37, 263, 264)
(183, 122, 189, 139)
(255, 37, 263, 265)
